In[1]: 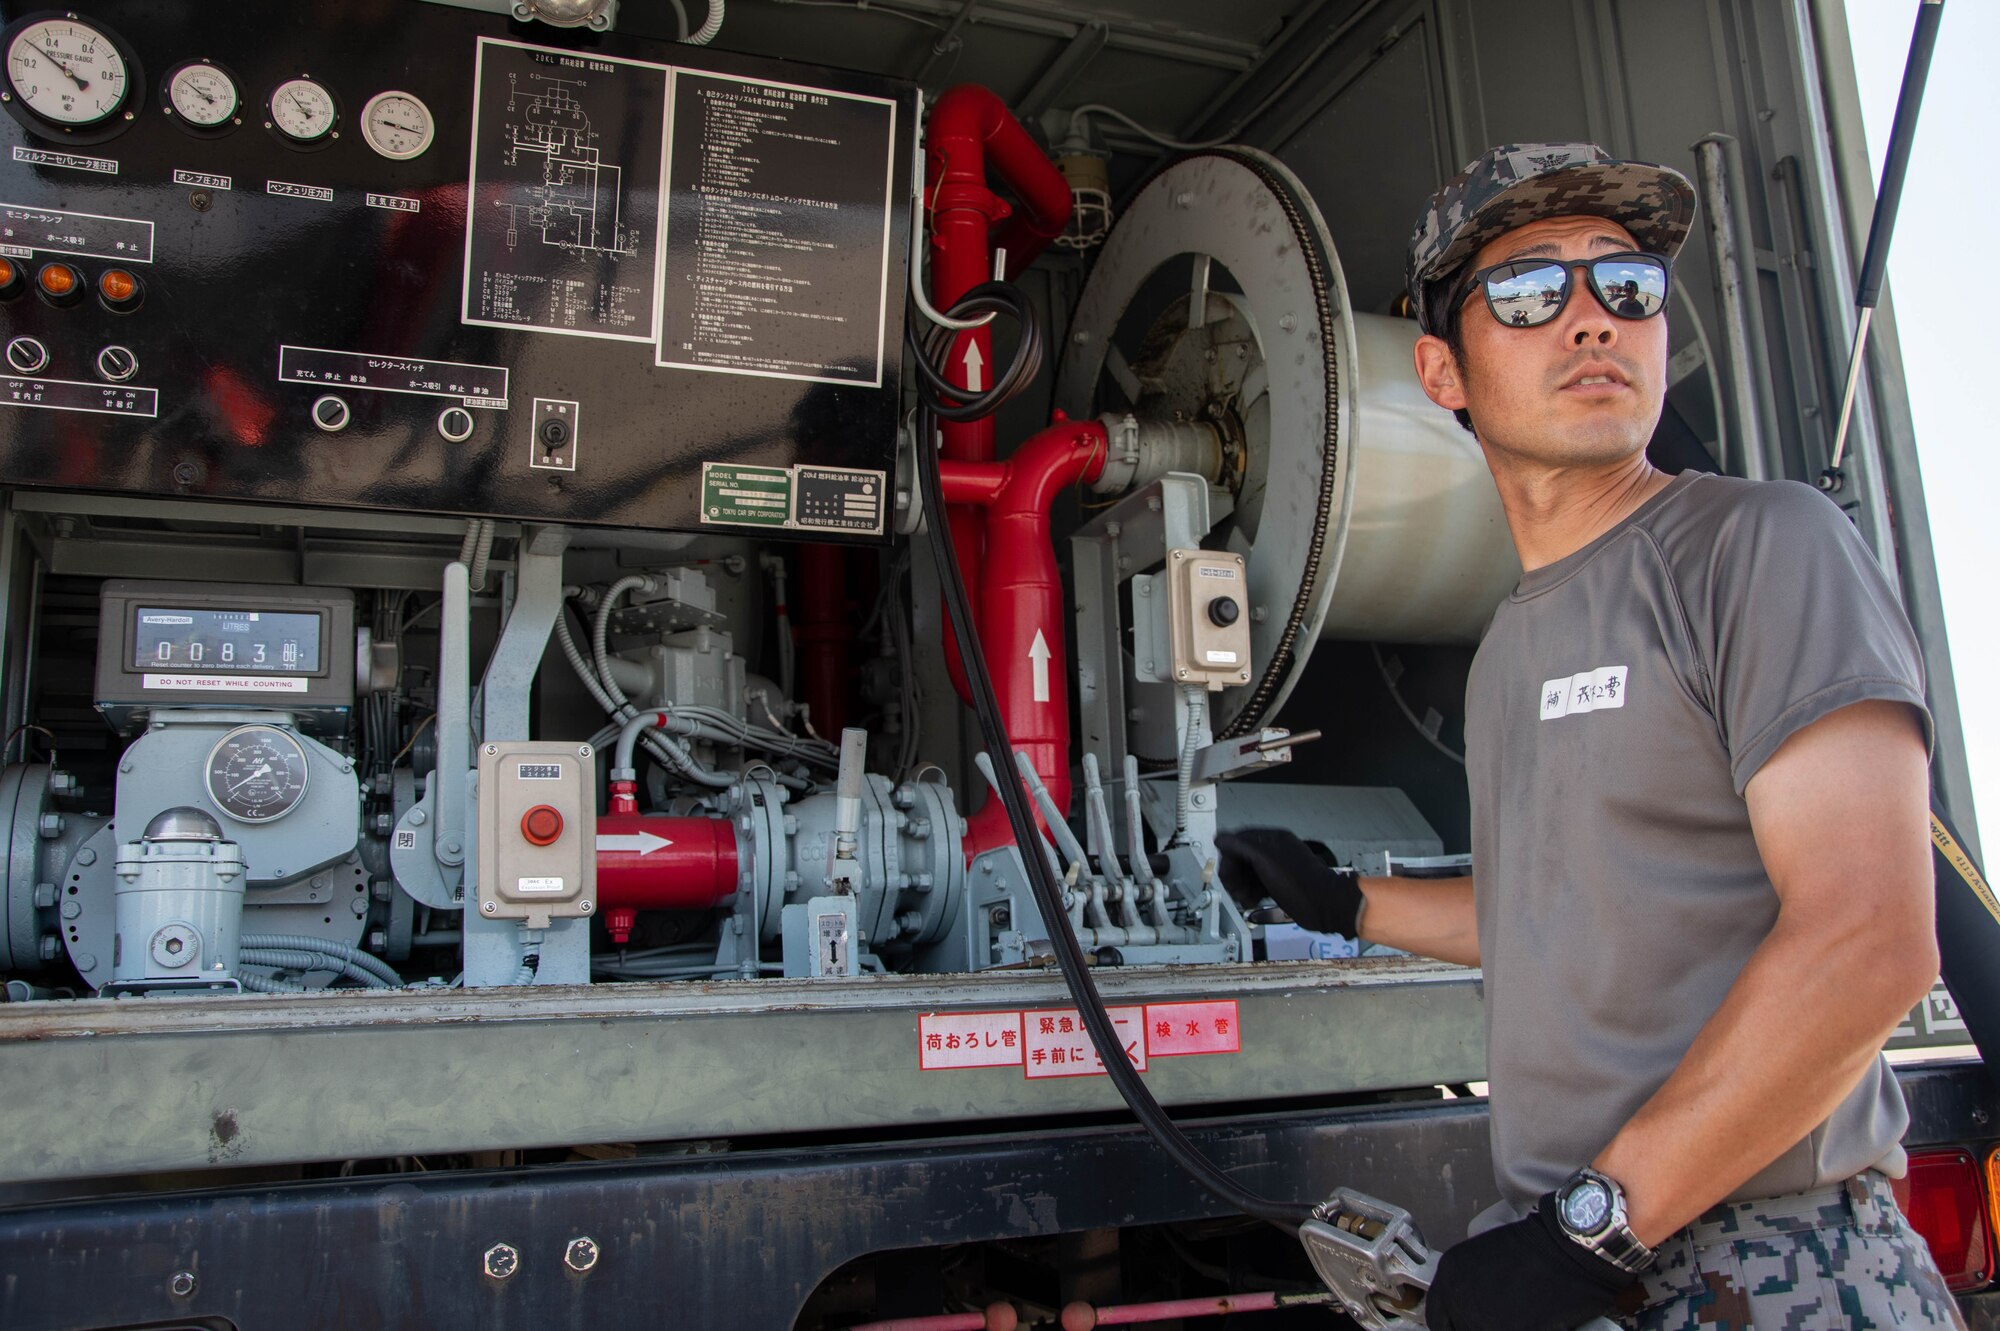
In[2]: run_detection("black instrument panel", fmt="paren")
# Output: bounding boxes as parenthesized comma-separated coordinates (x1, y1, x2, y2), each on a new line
(0, 2, 916, 542)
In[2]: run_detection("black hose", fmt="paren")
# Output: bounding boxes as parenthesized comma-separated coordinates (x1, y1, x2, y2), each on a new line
(906, 281, 1044, 422)
(911, 288, 1311, 1233)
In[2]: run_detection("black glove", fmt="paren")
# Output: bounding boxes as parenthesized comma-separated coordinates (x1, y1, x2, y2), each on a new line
(1215, 827, 1363, 937)
(1422, 1195, 1636, 1331)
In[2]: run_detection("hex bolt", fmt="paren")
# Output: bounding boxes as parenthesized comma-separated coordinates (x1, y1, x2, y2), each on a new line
(483, 1243, 519, 1280)
(61, 900, 81, 920)
(75, 846, 95, 867)
(564, 1237, 600, 1272)
(32, 882, 55, 909)
(411, 808, 428, 826)
(168, 1270, 196, 1297)
(37, 812, 63, 838)
(38, 934, 59, 962)
(369, 930, 388, 950)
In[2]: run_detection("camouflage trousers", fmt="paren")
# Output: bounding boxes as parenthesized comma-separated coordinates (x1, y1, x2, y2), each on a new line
(1621, 1171, 1965, 1330)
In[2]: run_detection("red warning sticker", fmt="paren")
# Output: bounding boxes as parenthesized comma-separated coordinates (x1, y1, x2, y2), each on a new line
(1144, 1000, 1240, 1056)
(1023, 1006, 1146, 1079)
(917, 1009, 1022, 1069)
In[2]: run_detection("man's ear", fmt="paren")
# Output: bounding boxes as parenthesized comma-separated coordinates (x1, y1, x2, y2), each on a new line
(1413, 333, 1468, 414)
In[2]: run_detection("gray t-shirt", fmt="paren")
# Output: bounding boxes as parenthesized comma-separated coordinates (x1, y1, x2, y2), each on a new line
(1465, 471, 1932, 1216)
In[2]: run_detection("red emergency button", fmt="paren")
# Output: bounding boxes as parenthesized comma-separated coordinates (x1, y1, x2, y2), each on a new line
(521, 804, 564, 846)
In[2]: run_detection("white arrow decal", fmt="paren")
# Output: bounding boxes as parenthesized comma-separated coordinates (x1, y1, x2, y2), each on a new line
(595, 831, 675, 856)
(962, 340, 984, 393)
(1029, 629, 1052, 704)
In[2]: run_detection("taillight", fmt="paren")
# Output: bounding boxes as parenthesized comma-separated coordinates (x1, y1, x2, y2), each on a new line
(1889, 1147, 1991, 1291)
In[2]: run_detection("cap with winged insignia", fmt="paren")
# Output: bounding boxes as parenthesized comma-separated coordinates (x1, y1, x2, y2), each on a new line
(1405, 142, 1696, 335)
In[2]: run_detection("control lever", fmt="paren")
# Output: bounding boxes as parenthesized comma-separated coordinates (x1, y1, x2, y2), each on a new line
(1300, 1189, 1620, 1331)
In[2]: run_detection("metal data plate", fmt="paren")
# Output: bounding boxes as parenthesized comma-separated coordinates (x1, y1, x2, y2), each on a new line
(0, 3, 913, 541)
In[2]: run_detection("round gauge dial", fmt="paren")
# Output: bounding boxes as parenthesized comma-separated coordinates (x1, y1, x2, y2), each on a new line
(5, 17, 130, 127)
(165, 61, 237, 127)
(268, 76, 336, 143)
(360, 90, 433, 161)
(205, 724, 312, 825)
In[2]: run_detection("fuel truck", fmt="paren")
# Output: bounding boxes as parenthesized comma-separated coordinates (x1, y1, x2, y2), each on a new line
(0, 1, 1992, 1327)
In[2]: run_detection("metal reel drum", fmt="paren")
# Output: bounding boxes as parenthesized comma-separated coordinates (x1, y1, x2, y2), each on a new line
(1056, 148, 1515, 741)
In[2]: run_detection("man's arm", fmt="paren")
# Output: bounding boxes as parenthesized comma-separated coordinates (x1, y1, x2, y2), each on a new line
(1592, 698, 1936, 1246)
(1357, 876, 1480, 967)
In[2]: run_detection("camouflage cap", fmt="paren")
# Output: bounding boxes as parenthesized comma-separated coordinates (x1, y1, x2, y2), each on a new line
(1406, 143, 1696, 334)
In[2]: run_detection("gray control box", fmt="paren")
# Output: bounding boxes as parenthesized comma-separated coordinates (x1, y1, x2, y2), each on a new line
(94, 581, 356, 737)
(1165, 549, 1253, 691)
(476, 741, 596, 930)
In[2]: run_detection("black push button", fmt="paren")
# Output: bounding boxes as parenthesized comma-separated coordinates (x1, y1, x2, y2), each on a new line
(1207, 596, 1241, 627)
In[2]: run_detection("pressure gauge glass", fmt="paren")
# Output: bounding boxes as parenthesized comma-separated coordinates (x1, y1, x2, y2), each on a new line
(205, 724, 311, 825)
(269, 77, 336, 143)
(166, 61, 237, 127)
(360, 90, 433, 161)
(5, 17, 130, 126)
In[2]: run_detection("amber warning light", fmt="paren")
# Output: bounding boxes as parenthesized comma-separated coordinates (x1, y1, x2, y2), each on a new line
(98, 268, 142, 311)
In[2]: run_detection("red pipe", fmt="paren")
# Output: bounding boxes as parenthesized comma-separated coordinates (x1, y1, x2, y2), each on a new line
(925, 85, 1074, 703)
(594, 814, 740, 944)
(793, 545, 853, 733)
(937, 415, 1108, 855)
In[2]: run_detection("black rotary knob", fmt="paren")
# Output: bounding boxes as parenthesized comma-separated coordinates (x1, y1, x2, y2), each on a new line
(1207, 597, 1241, 627)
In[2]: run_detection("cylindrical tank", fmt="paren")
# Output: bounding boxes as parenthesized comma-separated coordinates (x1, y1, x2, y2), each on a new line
(107, 807, 247, 995)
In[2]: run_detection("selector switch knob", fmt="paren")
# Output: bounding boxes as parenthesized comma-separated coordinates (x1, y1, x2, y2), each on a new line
(520, 804, 564, 847)
(96, 345, 138, 382)
(311, 394, 350, 433)
(1207, 596, 1241, 627)
(5, 336, 49, 375)
(436, 406, 475, 443)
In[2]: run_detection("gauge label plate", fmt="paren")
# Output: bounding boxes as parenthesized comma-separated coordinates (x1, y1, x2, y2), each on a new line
(0, 201, 153, 262)
(365, 192, 420, 214)
(11, 146, 116, 175)
(266, 179, 333, 203)
(2, 376, 156, 418)
(143, 673, 308, 694)
(279, 344, 510, 408)
(172, 169, 232, 191)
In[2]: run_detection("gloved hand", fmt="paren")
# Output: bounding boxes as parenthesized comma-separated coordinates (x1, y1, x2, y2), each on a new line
(1214, 827, 1363, 937)
(1422, 1195, 1636, 1331)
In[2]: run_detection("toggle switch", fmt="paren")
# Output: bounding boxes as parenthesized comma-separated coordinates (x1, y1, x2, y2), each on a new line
(5, 336, 49, 375)
(311, 394, 350, 433)
(96, 345, 138, 382)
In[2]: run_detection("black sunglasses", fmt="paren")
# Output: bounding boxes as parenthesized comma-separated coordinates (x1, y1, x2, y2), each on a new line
(1450, 251, 1672, 330)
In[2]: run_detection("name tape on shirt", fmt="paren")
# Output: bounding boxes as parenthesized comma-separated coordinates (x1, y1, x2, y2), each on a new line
(1538, 665, 1628, 720)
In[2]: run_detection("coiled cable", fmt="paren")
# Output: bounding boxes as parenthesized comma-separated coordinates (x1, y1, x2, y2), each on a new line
(906, 279, 1043, 421)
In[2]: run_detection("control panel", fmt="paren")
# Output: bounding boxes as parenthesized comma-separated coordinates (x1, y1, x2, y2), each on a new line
(476, 740, 596, 931)
(0, 4, 915, 542)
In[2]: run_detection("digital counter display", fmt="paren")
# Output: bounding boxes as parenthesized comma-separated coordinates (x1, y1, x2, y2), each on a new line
(132, 607, 324, 673)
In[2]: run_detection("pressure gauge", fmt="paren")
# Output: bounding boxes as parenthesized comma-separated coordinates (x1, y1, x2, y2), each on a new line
(205, 724, 312, 825)
(3, 15, 131, 128)
(359, 90, 433, 161)
(268, 76, 337, 145)
(163, 59, 238, 130)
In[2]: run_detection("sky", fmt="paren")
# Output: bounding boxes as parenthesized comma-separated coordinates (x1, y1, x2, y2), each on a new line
(1842, 0, 2000, 849)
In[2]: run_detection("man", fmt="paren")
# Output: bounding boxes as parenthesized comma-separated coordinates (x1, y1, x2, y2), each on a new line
(1220, 144, 1958, 1328)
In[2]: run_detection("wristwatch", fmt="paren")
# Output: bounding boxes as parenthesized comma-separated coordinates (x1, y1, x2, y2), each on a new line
(1551, 1167, 1656, 1274)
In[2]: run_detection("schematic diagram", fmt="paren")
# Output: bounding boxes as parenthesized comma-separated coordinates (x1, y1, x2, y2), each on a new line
(494, 72, 640, 260)
(462, 38, 665, 343)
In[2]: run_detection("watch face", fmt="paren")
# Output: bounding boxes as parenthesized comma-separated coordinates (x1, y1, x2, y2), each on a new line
(1561, 1180, 1612, 1234)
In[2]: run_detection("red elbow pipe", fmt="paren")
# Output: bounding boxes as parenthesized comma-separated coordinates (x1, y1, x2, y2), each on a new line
(924, 85, 1073, 704)
(937, 416, 1108, 856)
(595, 815, 741, 944)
